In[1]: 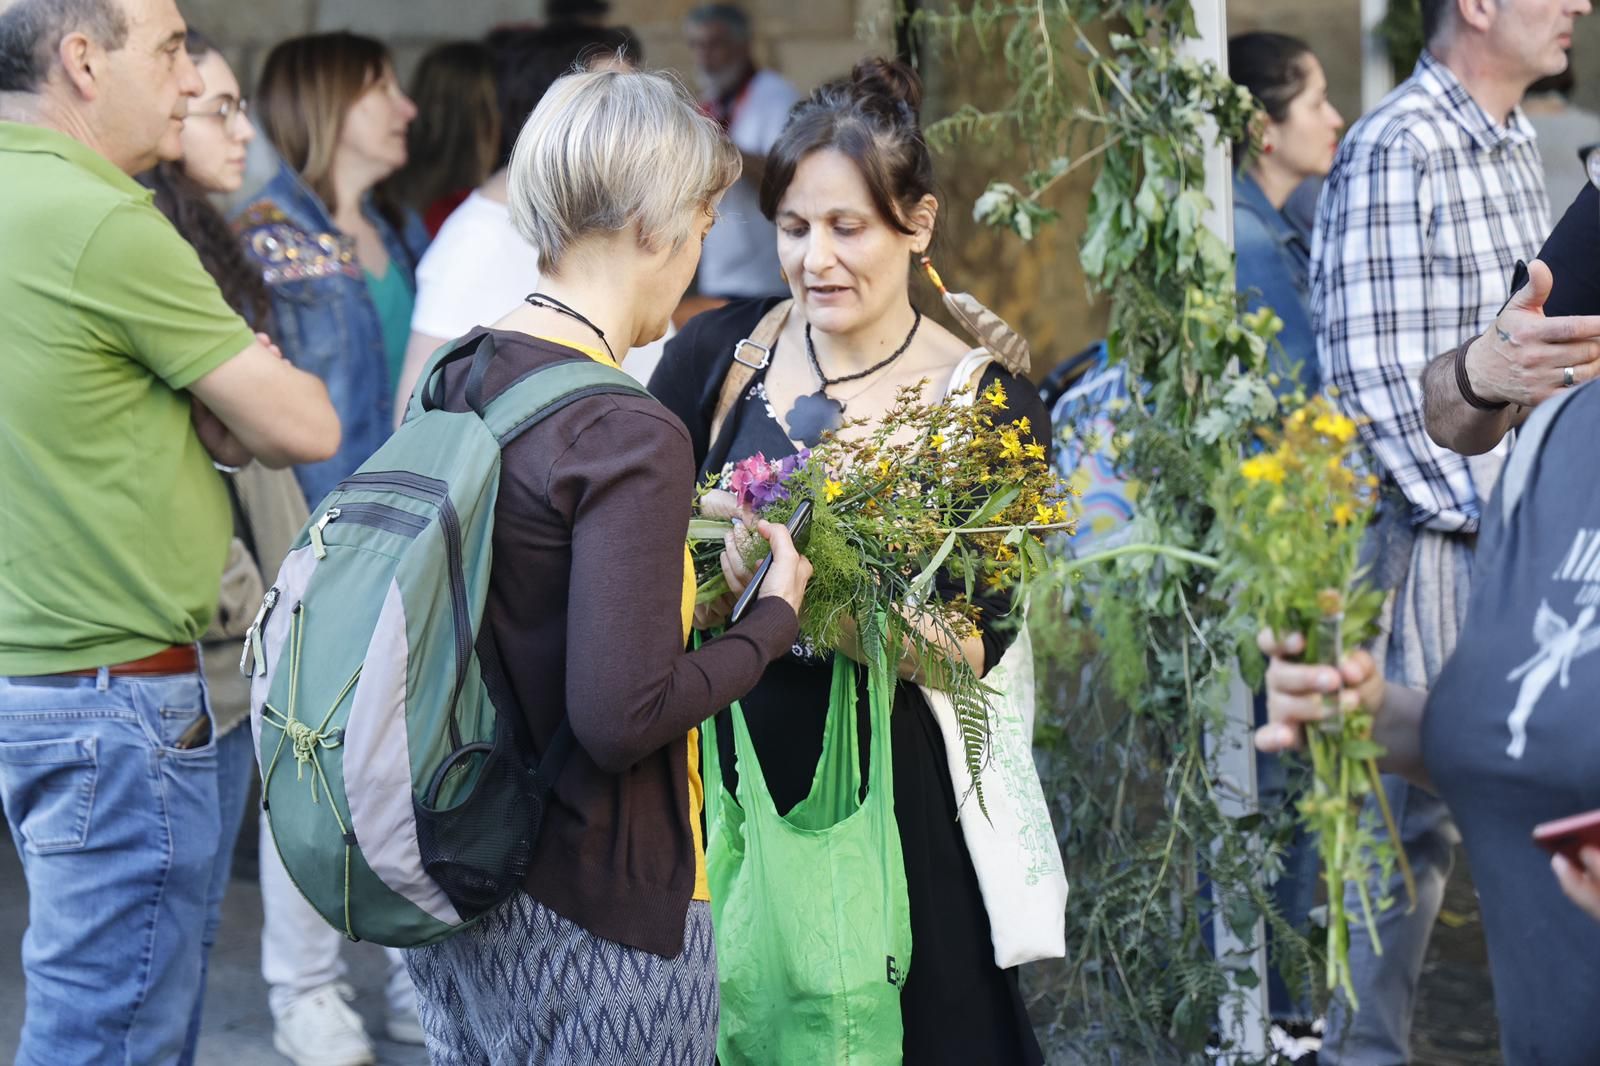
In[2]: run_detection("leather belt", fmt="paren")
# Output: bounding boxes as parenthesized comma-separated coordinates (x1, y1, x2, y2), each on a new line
(60, 644, 200, 678)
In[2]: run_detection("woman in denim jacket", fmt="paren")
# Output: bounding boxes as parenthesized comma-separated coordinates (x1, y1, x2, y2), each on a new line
(233, 32, 429, 509)
(1229, 32, 1344, 397)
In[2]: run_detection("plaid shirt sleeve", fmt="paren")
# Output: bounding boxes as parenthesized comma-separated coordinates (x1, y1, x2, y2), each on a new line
(1311, 136, 1482, 534)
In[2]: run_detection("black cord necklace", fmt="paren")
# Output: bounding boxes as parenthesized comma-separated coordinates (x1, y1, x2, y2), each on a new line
(524, 292, 617, 364)
(786, 308, 923, 447)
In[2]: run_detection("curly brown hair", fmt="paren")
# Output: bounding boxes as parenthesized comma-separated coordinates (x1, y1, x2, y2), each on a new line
(142, 30, 271, 330)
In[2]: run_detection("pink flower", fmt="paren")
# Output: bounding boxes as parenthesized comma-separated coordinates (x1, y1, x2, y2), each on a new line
(729, 451, 809, 512)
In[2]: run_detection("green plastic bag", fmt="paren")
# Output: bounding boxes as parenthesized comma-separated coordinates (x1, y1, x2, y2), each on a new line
(702, 646, 913, 1065)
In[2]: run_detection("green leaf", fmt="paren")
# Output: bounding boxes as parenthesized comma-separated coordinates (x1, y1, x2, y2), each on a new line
(963, 486, 1020, 528)
(908, 531, 959, 605)
(1226, 895, 1259, 940)
(687, 518, 734, 541)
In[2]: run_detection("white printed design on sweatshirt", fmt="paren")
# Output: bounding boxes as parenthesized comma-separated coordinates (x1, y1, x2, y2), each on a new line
(1504, 600, 1600, 759)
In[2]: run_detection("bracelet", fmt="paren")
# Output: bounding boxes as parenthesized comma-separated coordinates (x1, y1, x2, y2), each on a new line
(1453, 333, 1508, 412)
(212, 460, 243, 474)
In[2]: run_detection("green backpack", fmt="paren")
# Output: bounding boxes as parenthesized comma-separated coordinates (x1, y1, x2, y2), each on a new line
(241, 332, 647, 947)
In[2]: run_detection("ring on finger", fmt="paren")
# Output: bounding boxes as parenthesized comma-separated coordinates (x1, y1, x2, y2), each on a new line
(1564, 365, 1577, 389)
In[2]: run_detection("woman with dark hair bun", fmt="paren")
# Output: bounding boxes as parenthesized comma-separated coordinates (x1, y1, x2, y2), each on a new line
(1229, 31, 1343, 395)
(651, 56, 1048, 1066)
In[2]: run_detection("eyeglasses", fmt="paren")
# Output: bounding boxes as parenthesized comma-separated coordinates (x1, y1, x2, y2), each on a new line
(187, 97, 250, 129)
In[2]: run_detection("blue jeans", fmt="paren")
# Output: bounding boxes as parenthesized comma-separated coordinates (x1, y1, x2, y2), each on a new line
(179, 722, 257, 1065)
(0, 669, 220, 1066)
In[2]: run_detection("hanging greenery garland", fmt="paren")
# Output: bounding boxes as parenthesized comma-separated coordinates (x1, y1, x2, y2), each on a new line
(912, 1, 1322, 1058)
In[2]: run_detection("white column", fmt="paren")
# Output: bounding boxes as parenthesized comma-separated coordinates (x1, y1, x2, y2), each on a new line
(1182, 0, 1272, 1056)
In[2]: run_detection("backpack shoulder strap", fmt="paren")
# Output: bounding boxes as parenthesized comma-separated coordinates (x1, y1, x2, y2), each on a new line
(709, 300, 792, 447)
(1500, 387, 1581, 526)
(406, 330, 492, 424)
(482, 355, 649, 446)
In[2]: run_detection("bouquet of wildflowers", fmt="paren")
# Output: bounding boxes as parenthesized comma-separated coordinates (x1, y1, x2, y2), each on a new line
(690, 380, 1075, 808)
(1214, 395, 1415, 1007)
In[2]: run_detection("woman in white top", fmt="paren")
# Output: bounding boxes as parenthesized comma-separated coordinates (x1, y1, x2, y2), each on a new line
(394, 25, 670, 421)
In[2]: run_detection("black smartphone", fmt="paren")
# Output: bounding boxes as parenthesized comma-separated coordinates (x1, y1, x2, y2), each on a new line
(173, 712, 213, 750)
(729, 500, 813, 626)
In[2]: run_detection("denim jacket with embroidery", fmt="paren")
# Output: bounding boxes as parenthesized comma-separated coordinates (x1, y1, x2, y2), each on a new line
(232, 160, 428, 506)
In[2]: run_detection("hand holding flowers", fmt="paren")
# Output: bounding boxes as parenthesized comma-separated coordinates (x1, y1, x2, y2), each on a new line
(1215, 395, 1415, 1008)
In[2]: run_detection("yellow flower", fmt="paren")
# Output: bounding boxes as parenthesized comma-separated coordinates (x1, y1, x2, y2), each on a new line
(1289, 407, 1309, 427)
(824, 479, 844, 502)
(1000, 431, 1024, 460)
(984, 570, 1008, 591)
(994, 543, 1015, 562)
(1035, 503, 1056, 525)
(930, 432, 946, 448)
(1333, 503, 1356, 527)
(984, 381, 1009, 410)
(1363, 474, 1379, 489)
(1312, 412, 1357, 444)
(877, 459, 892, 477)
(1015, 416, 1031, 435)
(1239, 454, 1286, 485)
(1024, 442, 1047, 461)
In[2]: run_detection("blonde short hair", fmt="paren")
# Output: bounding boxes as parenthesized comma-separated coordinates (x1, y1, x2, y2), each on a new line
(508, 66, 740, 273)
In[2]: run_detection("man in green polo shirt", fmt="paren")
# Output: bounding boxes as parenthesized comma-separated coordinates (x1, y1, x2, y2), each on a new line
(0, 1, 340, 1062)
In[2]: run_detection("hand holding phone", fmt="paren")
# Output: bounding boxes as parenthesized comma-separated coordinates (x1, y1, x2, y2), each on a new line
(729, 500, 813, 625)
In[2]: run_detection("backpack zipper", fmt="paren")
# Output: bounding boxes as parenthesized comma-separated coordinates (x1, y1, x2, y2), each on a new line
(240, 586, 281, 678)
(309, 508, 341, 559)
(334, 472, 474, 735)
(328, 501, 430, 537)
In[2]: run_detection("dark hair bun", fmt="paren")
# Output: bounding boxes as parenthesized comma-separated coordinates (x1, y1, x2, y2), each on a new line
(850, 57, 923, 124)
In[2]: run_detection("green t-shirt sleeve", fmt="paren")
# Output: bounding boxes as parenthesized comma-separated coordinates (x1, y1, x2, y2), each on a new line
(75, 201, 258, 390)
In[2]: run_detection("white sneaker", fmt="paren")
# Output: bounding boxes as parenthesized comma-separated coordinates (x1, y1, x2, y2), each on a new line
(272, 983, 377, 1066)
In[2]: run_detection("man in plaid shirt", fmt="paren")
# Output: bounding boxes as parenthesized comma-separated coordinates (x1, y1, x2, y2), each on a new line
(1311, 0, 1584, 1060)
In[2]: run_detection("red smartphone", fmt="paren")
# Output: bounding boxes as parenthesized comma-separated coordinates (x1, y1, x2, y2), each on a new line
(1533, 808, 1600, 866)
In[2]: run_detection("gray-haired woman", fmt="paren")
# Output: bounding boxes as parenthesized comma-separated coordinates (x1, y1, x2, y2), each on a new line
(399, 67, 812, 1065)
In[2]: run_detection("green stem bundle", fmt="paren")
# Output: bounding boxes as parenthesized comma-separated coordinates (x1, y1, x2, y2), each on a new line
(1303, 589, 1416, 1007)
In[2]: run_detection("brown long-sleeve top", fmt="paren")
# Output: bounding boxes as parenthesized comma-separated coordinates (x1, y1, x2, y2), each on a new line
(440, 328, 798, 957)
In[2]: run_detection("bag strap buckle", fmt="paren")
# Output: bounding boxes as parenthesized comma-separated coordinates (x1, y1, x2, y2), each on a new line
(733, 338, 772, 370)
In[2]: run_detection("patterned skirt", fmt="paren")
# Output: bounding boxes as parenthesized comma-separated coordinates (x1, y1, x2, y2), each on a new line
(404, 892, 717, 1065)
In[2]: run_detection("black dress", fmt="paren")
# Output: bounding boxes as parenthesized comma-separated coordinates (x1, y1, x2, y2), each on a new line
(650, 299, 1048, 1066)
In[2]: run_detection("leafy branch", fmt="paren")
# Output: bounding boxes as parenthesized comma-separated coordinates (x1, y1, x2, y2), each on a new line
(915, 0, 1313, 1059)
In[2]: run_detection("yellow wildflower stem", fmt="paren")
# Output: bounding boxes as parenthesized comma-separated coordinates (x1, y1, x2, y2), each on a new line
(1367, 757, 1419, 914)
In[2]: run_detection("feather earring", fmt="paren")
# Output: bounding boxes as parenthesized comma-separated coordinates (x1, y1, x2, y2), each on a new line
(919, 256, 1032, 376)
